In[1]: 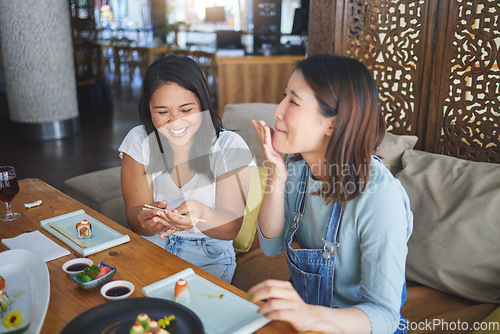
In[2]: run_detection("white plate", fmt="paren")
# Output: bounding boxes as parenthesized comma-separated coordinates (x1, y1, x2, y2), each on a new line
(0, 249, 50, 334)
(142, 268, 270, 334)
(40, 210, 130, 257)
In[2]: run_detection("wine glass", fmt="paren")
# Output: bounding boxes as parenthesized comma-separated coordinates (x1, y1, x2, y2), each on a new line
(0, 166, 21, 221)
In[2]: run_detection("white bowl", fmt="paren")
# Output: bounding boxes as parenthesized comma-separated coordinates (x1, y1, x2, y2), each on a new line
(62, 258, 94, 274)
(100, 280, 134, 300)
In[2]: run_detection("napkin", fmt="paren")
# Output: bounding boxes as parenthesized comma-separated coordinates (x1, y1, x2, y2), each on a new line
(1, 230, 70, 262)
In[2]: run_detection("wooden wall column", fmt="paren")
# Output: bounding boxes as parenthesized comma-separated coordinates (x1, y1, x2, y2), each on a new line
(307, 0, 335, 56)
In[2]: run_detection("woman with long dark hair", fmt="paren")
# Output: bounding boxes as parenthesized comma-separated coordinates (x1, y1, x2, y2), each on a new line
(248, 54, 413, 333)
(119, 55, 254, 283)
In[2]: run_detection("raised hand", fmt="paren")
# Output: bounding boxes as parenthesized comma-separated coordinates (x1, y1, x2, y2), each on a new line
(251, 120, 287, 183)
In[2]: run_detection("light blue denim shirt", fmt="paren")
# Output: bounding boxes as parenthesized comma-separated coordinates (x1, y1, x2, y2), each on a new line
(258, 157, 413, 334)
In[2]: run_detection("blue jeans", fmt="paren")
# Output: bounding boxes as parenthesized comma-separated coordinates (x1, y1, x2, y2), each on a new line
(143, 234, 236, 283)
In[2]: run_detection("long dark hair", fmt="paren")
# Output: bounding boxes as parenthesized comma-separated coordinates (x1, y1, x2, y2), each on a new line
(138, 55, 223, 179)
(294, 54, 385, 203)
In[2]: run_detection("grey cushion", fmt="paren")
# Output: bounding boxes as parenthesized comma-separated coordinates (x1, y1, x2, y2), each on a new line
(63, 166, 127, 228)
(376, 132, 418, 175)
(398, 149, 500, 303)
(222, 103, 277, 166)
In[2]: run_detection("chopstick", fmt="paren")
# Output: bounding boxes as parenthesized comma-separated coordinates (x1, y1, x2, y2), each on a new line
(48, 222, 87, 248)
(142, 204, 207, 223)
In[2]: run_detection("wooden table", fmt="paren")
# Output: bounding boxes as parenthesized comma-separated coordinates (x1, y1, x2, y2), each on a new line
(0, 179, 294, 334)
(135, 44, 171, 68)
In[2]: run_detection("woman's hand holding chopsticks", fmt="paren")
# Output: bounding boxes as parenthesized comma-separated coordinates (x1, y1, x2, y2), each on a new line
(142, 200, 208, 238)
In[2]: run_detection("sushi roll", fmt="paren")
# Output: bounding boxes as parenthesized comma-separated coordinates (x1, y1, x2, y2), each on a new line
(0, 290, 10, 314)
(75, 219, 92, 239)
(147, 320, 159, 331)
(0, 276, 11, 315)
(174, 279, 190, 304)
(129, 323, 145, 334)
(135, 313, 150, 327)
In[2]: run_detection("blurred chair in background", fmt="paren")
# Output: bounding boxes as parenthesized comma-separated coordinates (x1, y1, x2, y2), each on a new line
(107, 37, 145, 84)
(172, 49, 217, 106)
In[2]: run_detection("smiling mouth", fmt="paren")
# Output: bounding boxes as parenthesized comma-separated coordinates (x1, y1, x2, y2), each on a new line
(169, 127, 187, 136)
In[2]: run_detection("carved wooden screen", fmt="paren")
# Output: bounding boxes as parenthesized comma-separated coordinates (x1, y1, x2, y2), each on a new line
(308, 0, 500, 162)
(429, 0, 500, 162)
(332, 0, 436, 143)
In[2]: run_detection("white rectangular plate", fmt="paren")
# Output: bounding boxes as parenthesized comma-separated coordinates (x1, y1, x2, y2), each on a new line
(40, 209, 130, 257)
(142, 268, 270, 334)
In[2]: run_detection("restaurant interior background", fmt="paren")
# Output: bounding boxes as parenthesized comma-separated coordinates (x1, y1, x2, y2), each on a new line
(0, 0, 309, 123)
(0, 0, 309, 190)
(2, 0, 497, 190)
(92, 0, 308, 55)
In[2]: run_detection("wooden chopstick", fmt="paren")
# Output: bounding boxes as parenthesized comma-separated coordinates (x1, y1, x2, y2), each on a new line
(48, 222, 87, 248)
(142, 204, 207, 223)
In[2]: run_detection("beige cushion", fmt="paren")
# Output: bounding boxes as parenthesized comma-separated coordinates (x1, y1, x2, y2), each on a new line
(233, 167, 267, 253)
(398, 149, 500, 303)
(63, 167, 128, 228)
(222, 103, 277, 166)
(377, 132, 418, 175)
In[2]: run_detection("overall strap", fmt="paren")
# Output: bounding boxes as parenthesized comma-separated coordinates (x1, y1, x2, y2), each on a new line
(291, 163, 342, 259)
(293, 164, 309, 217)
(321, 201, 342, 259)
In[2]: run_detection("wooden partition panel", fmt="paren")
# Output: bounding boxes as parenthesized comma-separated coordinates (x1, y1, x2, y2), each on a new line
(429, 0, 500, 162)
(308, 0, 499, 162)
(216, 56, 304, 116)
(333, 0, 436, 140)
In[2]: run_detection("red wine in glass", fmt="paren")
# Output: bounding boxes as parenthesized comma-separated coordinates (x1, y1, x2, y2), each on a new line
(0, 166, 21, 221)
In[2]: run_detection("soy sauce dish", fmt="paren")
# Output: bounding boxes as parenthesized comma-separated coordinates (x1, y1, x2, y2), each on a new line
(100, 280, 134, 300)
(62, 258, 94, 274)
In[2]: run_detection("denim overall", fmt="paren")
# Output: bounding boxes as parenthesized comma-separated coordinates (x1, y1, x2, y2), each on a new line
(285, 164, 407, 333)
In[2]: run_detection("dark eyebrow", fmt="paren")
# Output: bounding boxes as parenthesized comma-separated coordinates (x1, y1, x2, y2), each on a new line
(290, 90, 302, 100)
(151, 102, 195, 110)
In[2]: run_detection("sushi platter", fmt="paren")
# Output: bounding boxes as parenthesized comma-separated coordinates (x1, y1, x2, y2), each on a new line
(142, 268, 270, 334)
(0, 249, 50, 334)
(61, 297, 203, 334)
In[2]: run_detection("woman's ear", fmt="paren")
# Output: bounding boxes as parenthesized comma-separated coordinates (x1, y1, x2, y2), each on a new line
(325, 116, 336, 137)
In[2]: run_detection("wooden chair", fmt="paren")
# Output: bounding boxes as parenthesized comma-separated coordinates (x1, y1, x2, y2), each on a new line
(171, 49, 217, 104)
(109, 37, 145, 84)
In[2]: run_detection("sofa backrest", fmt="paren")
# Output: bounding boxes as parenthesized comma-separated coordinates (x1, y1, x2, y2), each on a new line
(222, 103, 277, 166)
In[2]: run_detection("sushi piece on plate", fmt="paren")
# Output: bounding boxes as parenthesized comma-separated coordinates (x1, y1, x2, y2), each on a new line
(0, 275, 11, 315)
(135, 313, 150, 328)
(174, 279, 190, 304)
(75, 219, 92, 239)
(129, 322, 145, 334)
